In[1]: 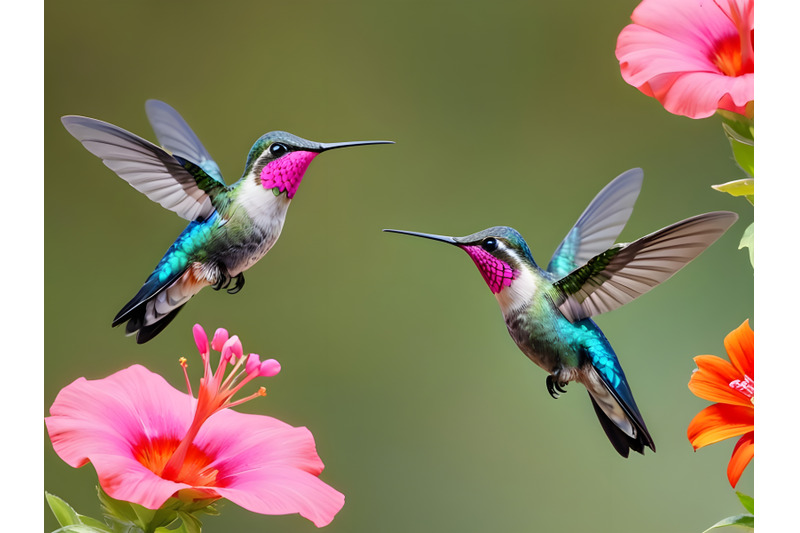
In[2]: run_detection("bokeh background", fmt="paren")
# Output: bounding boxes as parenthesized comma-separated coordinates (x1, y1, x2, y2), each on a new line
(45, 1, 754, 532)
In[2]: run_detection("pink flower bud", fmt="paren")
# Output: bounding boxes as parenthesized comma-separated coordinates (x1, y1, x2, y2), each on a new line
(221, 335, 243, 362)
(192, 324, 209, 355)
(259, 359, 281, 377)
(246, 353, 262, 375)
(211, 328, 229, 352)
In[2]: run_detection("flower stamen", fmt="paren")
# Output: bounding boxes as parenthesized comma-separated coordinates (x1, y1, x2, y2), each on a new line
(729, 374, 754, 403)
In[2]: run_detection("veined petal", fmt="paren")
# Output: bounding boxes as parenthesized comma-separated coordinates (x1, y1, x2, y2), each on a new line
(725, 320, 754, 378)
(687, 403, 753, 449)
(657, 71, 753, 118)
(89, 453, 198, 510)
(727, 431, 754, 487)
(46, 365, 194, 468)
(214, 467, 344, 528)
(616, 0, 754, 118)
(689, 355, 753, 407)
(197, 409, 326, 476)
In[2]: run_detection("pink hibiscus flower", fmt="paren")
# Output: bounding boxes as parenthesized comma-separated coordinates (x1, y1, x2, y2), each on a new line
(616, 0, 754, 119)
(46, 325, 344, 528)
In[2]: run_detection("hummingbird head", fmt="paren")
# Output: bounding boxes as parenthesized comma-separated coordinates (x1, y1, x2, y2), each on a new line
(244, 131, 392, 199)
(383, 226, 538, 295)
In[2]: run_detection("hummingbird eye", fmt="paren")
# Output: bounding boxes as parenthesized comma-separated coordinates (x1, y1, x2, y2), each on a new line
(269, 142, 289, 157)
(481, 238, 498, 252)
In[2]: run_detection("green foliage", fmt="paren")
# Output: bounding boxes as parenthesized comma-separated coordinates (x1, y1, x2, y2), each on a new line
(717, 110, 754, 180)
(701, 492, 754, 532)
(711, 179, 754, 205)
(702, 514, 754, 532)
(46, 488, 216, 533)
(738, 223, 754, 267)
(46, 492, 114, 533)
(736, 492, 754, 514)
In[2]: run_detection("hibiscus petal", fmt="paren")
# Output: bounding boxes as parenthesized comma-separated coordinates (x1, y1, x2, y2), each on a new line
(615, 0, 754, 118)
(46, 365, 194, 468)
(687, 403, 754, 449)
(214, 466, 344, 528)
(727, 431, 754, 487)
(725, 320, 754, 379)
(689, 355, 753, 407)
(90, 453, 195, 510)
(197, 409, 326, 476)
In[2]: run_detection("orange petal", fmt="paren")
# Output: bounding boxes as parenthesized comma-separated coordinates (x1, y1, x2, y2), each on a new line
(687, 403, 754, 449)
(724, 320, 754, 379)
(688, 355, 752, 407)
(727, 431, 754, 487)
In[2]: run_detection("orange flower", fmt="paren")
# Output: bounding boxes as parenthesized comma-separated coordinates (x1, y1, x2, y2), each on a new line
(687, 320, 754, 487)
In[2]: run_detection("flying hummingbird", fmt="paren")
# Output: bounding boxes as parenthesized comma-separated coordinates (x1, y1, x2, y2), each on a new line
(62, 100, 393, 343)
(385, 168, 738, 457)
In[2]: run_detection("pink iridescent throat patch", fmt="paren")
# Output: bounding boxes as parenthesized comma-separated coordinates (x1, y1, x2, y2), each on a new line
(461, 245, 517, 294)
(260, 151, 319, 199)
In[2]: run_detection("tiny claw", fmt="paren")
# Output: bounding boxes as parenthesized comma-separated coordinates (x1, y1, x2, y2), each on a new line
(212, 272, 228, 291)
(227, 273, 245, 294)
(546, 374, 568, 399)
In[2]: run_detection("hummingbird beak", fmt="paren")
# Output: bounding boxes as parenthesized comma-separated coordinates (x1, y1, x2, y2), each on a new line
(382, 229, 459, 245)
(318, 140, 394, 152)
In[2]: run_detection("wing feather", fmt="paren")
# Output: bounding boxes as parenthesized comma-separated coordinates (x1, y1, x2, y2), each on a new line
(145, 99, 225, 184)
(62, 115, 222, 221)
(554, 211, 738, 321)
(547, 168, 643, 277)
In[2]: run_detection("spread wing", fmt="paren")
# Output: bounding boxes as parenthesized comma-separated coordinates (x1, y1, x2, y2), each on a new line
(144, 99, 225, 185)
(554, 211, 738, 322)
(547, 168, 643, 278)
(62, 115, 226, 222)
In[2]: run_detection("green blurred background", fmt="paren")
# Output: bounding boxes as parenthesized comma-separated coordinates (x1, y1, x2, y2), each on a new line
(45, 1, 753, 531)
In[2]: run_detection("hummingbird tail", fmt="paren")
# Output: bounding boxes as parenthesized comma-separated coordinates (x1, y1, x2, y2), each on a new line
(582, 365, 655, 457)
(122, 304, 185, 344)
(113, 265, 210, 343)
(588, 393, 653, 457)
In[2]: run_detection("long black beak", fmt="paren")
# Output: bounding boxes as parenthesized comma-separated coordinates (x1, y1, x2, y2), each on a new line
(383, 229, 458, 245)
(319, 140, 394, 151)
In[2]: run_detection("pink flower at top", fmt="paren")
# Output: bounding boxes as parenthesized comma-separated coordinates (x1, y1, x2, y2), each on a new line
(45, 325, 344, 528)
(616, 0, 754, 119)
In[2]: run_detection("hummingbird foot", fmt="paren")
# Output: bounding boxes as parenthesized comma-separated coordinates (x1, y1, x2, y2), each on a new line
(210, 269, 245, 294)
(546, 374, 568, 399)
(226, 273, 245, 294)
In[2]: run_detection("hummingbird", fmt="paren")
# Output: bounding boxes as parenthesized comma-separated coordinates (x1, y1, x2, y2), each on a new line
(385, 168, 738, 457)
(62, 100, 393, 343)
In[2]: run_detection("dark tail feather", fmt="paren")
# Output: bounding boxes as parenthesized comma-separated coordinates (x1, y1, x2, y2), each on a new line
(117, 302, 185, 344)
(589, 393, 654, 458)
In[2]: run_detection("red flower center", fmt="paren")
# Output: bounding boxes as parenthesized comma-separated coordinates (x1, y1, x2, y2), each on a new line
(133, 435, 221, 488)
(710, 31, 754, 77)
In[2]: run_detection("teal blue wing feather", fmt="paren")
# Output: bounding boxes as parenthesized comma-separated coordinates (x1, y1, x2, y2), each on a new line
(554, 211, 738, 322)
(547, 168, 643, 277)
(145, 100, 226, 185)
(62, 115, 226, 221)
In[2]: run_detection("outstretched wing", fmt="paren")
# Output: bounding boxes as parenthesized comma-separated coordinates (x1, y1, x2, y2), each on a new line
(554, 211, 738, 322)
(144, 99, 225, 184)
(547, 168, 643, 277)
(62, 115, 226, 222)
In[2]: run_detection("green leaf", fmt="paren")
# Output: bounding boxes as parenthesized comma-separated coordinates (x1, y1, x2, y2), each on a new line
(717, 108, 754, 142)
(739, 223, 754, 267)
(176, 511, 203, 533)
(47, 492, 83, 527)
(736, 492, 755, 514)
(52, 526, 109, 533)
(711, 179, 754, 204)
(717, 110, 754, 178)
(97, 487, 139, 525)
(702, 513, 754, 532)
